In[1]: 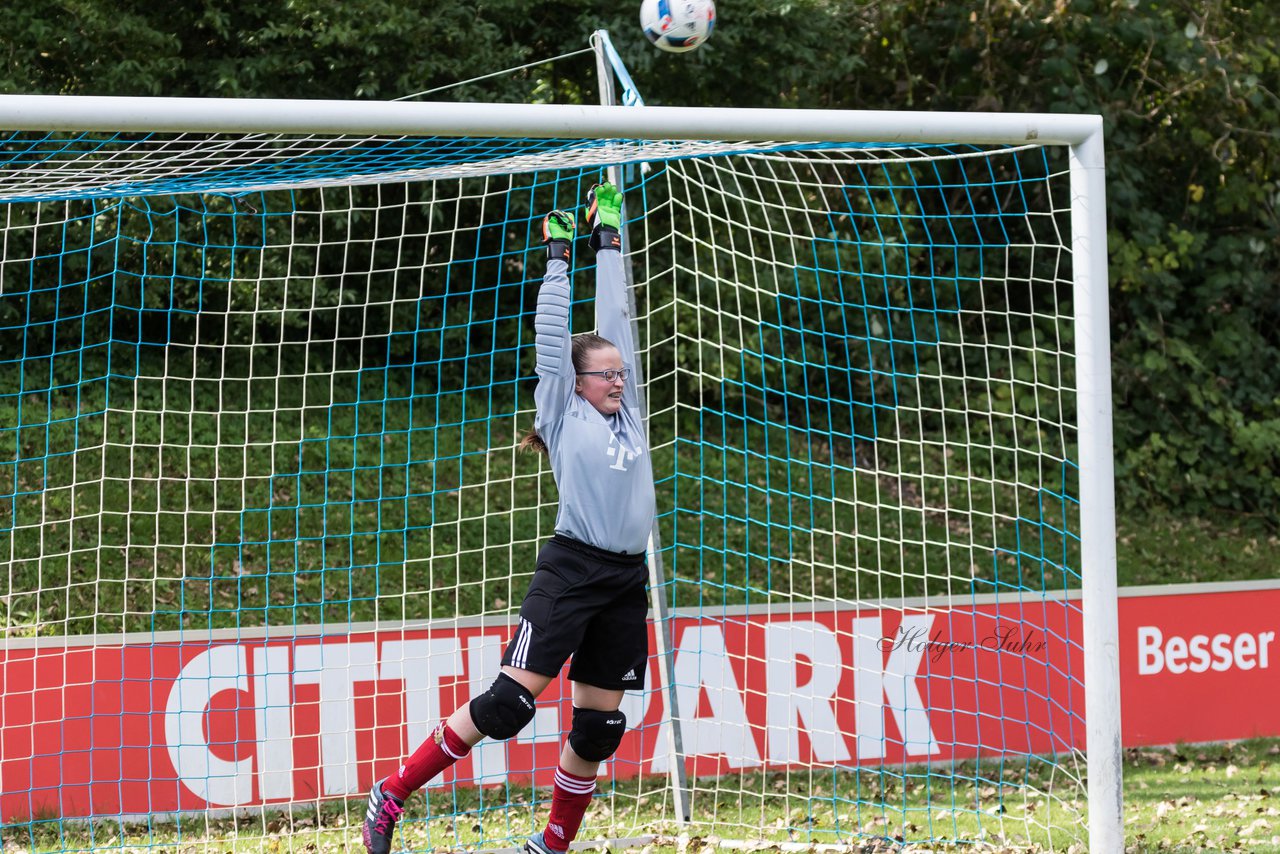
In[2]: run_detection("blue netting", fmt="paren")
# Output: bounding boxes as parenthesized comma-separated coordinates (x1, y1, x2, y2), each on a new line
(0, 140, 1086, 853)
(0, 129, 975, 203)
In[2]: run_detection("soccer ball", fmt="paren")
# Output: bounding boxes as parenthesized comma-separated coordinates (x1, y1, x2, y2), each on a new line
(640, 0, 716, 53)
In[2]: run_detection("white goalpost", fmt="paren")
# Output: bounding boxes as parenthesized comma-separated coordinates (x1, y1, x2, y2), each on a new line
(0, 87, 1118, 854)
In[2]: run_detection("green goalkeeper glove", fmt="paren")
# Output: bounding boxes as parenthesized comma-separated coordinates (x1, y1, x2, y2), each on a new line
(542, 209, 575, 262)
(584, 183, 623, 251)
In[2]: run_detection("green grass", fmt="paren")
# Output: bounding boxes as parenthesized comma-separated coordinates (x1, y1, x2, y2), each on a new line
(7, 369, 1268, 640)
(1116, 513, 1280, 587)
(1123, 740, 1280, 853)
(5, 739, 1278, 853)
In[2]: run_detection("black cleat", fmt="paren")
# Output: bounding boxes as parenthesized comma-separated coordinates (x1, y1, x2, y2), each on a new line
(361, 778, 405, 854)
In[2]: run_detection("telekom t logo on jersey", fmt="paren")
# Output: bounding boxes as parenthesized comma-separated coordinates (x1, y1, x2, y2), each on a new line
(606, 433, 642, 471)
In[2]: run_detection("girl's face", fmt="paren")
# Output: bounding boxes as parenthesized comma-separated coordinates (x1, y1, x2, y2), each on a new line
(574, 345, 626, 416)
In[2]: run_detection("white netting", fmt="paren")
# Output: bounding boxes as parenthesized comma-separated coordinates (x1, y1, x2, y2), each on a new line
(0, 133, 1093, 853)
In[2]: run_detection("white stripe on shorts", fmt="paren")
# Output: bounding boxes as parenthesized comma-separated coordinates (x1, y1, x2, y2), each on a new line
(511, 617, 533, 670)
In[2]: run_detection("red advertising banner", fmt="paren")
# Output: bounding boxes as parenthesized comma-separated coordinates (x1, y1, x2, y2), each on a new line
(1119, 583, 1280, 745)
(2, 581, 1277, 822)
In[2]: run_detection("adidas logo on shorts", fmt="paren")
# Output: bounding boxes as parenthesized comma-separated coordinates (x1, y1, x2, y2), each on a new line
(621, 668, 637, 682)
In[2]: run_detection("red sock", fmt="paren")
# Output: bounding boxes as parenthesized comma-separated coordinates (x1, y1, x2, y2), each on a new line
(383, 722, 471, 802)
(542, 766, 596, 851)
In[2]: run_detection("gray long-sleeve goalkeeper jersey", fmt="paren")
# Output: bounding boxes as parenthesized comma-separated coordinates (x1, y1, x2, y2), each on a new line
(533, 247, 655, 556)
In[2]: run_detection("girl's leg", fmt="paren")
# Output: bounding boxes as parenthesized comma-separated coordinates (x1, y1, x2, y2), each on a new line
(561, 682, 625, 774)
(537, 682, 626, 852)
(447, 666, 556, 744)
(386, 665, 554, 800)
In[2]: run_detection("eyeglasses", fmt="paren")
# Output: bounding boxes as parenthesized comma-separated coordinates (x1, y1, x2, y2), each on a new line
(576, 368, 630, 382)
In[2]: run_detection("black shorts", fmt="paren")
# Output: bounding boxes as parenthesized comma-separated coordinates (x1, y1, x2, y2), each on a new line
(502, 534, 649, 691)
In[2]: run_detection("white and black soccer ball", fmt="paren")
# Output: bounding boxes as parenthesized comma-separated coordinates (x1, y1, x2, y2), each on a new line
(640, 0, 716, 53)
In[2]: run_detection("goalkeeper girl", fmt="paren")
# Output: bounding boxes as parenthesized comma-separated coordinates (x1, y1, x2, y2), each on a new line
(362, 183, 655, 854)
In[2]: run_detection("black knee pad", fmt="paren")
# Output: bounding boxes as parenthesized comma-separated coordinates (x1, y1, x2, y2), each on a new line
(469, 673, 536, 740)
(568, 706, 627, 762)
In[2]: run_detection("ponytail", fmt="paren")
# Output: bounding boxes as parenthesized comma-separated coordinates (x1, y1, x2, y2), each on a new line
(518, 426, 548, 455)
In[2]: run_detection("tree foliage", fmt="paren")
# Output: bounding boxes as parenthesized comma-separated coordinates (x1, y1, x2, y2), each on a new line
(1, 0, 1277, 521)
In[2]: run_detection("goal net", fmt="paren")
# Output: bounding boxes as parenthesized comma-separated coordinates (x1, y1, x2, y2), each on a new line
(0, 99, 1118, 853)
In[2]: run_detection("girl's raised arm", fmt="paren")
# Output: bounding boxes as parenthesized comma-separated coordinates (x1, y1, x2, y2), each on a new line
(586, 184, 639, 410)
(532, 211, 577, 442)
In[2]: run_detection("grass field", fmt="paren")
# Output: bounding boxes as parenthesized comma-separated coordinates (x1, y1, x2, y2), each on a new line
(5, 367, 1275, 641)
(5, 738, 1278, 853)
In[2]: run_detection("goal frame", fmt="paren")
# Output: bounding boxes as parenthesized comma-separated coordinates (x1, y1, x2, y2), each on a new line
(0, 93, 1120, 852)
